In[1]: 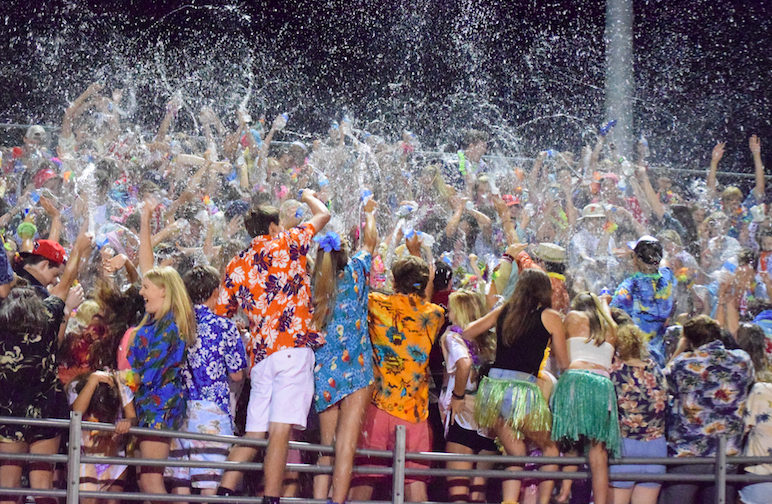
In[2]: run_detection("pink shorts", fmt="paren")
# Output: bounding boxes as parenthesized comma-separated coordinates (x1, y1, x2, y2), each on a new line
(246, 348, 314, 433)
(352, 404, 431, 485)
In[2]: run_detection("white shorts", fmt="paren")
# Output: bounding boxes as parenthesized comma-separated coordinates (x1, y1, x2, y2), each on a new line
(246, 348, 314, 433)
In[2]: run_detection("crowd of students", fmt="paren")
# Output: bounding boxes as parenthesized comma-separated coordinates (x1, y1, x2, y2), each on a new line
(0, 82, 770, 504)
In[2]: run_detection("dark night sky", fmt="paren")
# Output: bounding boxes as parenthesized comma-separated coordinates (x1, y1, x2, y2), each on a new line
(0, 0, 770, 178)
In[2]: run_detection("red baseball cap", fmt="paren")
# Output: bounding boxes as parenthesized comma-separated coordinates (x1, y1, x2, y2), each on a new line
(33, 168, 58, 189)
(502, 194, 521, 206)
(26, 240, 68, 265)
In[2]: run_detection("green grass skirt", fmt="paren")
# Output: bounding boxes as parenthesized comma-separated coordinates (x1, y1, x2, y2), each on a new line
(474, 376, 552, 439)
(550, 369, 621, 458)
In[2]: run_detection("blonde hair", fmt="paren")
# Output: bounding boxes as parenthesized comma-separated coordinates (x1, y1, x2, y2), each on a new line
(311, 241, 348, 331)
(448, 289, 496, 364)
(570, 292, 618, 346)
(615, 324, 646, 361)
(136, 266, 197, 345)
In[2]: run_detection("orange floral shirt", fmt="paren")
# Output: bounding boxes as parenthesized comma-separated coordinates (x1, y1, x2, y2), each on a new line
(216, 223, 323, 367)
(368, 292, 445, 423)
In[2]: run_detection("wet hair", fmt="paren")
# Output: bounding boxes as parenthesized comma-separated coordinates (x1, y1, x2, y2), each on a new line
(610, 307, 634, 327)
(615, 324, 646, 361)
(448, 289, 486, 330)
(682, 314, 721, 348)
(224, 200, 249, 221)
(737, 248, 756, 266)
(501, 269, 552, 347)
(433, 261, 453, 291)
(720, 186, 743, 203)
(392, 256, 430, 296)
(0, 286, 48, 335)
(448, 289, 496, 364)
(213, 240, 246, 276)
(635, 240, 663, 268)
(462, 129, 489, 148)
(310, 238, 350, 330)
(737, 323, 769, 372)
(136, 266, 197, 345)
(73, 375, 121, 423)
(183, 265, 222, 305)
(244, 205, 279, 237)
(570, 292, 617, 346)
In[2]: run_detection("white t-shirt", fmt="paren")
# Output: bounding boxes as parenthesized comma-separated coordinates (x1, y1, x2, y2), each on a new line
(439, 331, 478, 433)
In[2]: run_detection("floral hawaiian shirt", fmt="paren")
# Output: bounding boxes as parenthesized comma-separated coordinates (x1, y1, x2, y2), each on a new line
(609, 358, 668, 441)
(664, 340, 754, 457)
(128, 313, 187, 430)
(216, 223, 323, 367)
(368, 292, 445, 423)
(183, 305, 248, 417)
(743, 381, 772, 475)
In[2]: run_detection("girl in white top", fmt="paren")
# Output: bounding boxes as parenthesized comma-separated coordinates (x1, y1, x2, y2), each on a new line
(439, 289, 497, 503)
(551, 292, 620, 504)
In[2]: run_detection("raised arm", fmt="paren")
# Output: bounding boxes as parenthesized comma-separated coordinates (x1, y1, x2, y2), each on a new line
(49, 229, 92, 301)
(362, 198, 378, 255)
(138, 197, 158, 276)
(39, 197, 62, 244)
(462, 305, 503, 340)
(300, 188, 331, 232)
(706, 141, 725, 195)
(750, 135, 765, 201)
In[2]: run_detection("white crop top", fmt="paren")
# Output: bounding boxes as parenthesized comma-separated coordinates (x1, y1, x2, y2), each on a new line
(567, 338, 614, 369)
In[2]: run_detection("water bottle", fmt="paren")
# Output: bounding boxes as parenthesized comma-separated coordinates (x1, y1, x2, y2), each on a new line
(318, 174, 329, 187)
(620, 157, 634, 177)
(396, 204, 414, 218)
(273, 112, 288, 131)
(29, 190, 40, 204)
(639, 135, 650, 157)
(599, 120, 617, 136)
(361, 189, 373, 204)
(600, 287, 612, 296)
(546, 149, 557, 158)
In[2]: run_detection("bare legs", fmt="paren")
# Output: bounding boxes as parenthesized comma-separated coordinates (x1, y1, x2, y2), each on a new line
(138, 437, 171, 503)
(494, 421, 558, 504)
(608, 482, 661, 504)
(313, 385, 373, 503)
(0, 436, 61, 504)
(445, 441, 496, 503)
(588, 441, 608, 504)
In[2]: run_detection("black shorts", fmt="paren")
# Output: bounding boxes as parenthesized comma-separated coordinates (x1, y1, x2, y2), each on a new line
(445, 420, 498, 453)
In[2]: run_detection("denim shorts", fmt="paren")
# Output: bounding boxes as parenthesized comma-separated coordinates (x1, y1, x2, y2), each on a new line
(739, 482, 772, 504)
(488, 368, 538, 415)
(609, 436, 667, 488)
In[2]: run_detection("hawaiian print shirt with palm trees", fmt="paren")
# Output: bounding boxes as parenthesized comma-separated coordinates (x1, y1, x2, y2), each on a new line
(368, 292, 445, 423)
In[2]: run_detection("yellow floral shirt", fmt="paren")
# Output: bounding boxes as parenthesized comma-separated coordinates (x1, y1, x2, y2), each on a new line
(368, 292, 444, 423)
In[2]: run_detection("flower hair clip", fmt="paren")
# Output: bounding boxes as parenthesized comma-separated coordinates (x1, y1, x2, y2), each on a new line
(315, 231, 342, 253)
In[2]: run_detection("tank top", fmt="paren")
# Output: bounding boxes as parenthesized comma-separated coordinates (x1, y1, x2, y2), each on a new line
(567, 338, 615, 369)
(493, 305, 551, 376)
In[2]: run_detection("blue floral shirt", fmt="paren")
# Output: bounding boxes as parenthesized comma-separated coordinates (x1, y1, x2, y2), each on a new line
(183, 305, 248, 417)
(611, 267, 676, 365)
(664, 340, 754, 457)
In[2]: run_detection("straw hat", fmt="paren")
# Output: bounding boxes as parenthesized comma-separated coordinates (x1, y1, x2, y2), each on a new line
(531, 243, 567, 263)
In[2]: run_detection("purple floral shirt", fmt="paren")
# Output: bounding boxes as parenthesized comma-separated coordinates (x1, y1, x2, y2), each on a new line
(609, 358, 668, 441)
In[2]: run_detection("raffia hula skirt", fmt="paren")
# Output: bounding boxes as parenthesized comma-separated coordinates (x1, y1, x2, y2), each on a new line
(474, 368, 552, 438)
(550, 369, 621, 458)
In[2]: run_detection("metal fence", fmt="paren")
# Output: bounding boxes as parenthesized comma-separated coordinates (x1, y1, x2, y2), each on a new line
(2, 414, 772, 504)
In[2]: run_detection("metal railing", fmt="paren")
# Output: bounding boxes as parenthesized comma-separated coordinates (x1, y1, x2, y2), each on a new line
(1, 413, 771, 504)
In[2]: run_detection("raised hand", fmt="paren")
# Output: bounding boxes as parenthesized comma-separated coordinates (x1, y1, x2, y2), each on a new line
(712, 142, 726, 162)
(750, 135, 761, 154)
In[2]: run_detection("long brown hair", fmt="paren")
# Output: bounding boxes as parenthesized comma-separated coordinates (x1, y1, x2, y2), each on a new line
(570, 292, 617, 346)
(311, 239, 349, 331)
(501, 269, 552, 347)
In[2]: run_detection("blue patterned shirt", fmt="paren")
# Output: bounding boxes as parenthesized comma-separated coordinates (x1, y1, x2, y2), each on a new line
(664, 340, 754, 457)
(183, 305, 248, 417)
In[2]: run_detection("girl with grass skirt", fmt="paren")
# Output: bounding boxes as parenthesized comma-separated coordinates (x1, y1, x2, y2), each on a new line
(462, 269, 569, 504)
(551, 292, 620, 504)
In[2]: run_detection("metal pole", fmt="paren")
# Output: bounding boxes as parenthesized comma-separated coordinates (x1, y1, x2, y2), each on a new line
(604, 0, 635, 158)
(715, 435, 727, 504)
(391, 425, 406, 504)
(66, 411, 82, 504)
